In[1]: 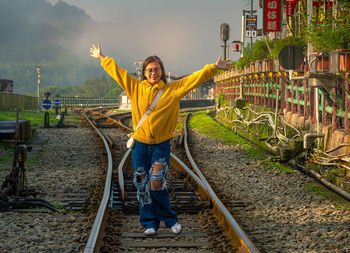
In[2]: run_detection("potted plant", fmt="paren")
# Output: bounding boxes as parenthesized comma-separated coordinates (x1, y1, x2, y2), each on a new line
(269, 35, 307, 71)
(308, 16, 350, 72)
(328, 21, 350, 72)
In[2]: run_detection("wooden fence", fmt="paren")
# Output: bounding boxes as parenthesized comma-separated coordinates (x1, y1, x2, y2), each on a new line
(0, 93, 120, 111)
(214, 56, 350, 134)
(0, 93, 38, 110)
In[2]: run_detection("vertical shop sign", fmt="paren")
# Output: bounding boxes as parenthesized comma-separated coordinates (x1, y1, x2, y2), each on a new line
(263, 0, 282, 32)
(286, 0, 297, 16)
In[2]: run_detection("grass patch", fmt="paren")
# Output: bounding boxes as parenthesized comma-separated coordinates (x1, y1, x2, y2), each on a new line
(305, 183, 327, 197)
(188, 111, 265, 159)
(175, 118, 185, 135)
(26, 153, 40, 168)
(305, 182, 350, 211)
(188, 111, 298, 174)
(26, 141, 48, 168)
(0, 146, 13, 166)
(265, 161, 296, 173)
(51, 201, 65, 210)
(0, 110, 80, 126)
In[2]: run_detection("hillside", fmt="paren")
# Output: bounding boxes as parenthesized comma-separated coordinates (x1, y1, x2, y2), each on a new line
(0, 0, 103, 94)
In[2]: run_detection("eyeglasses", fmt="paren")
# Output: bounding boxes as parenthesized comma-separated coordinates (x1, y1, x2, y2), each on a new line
(145, 68, 161, 75)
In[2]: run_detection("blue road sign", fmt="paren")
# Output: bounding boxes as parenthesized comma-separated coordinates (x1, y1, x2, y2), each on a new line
(54, 99, 60, 106)
(42, 99, 52, 110)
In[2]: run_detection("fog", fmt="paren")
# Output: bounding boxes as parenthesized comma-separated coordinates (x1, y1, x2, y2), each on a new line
(46, 0, 262, 74)
(1, 0, 262, 76)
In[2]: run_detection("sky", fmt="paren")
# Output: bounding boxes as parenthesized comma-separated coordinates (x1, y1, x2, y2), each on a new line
(47, 0, 261, 75)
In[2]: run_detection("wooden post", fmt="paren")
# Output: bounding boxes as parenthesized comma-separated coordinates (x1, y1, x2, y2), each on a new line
(345, 78, 349, 134)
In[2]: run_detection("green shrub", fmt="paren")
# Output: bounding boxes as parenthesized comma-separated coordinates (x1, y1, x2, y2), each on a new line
(269, 36, 306, 59)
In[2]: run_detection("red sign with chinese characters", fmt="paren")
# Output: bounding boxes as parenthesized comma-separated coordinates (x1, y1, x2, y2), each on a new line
(263, 0, 282, 32)
(286, 0, 297, 16)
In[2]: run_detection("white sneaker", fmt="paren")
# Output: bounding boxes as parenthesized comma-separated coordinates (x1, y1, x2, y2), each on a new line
(144, 228, 157, 236)
(171, 223, 182, 235)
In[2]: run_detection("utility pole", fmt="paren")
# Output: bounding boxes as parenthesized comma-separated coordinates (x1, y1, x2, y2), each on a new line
(134, 60, 143, 80)
(241, 11, 245, 57)
(36, 66, 40, 112)
(220, 23, 230, 61)
(307, 0, 313, 64)
(242, 3, 257, 53)
(168, 72, 171, 83)
(250, 0, 253, 50)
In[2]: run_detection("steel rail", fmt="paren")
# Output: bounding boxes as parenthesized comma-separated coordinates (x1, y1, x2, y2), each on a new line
(118, 149, 131, 201)
(105, 111, 209, 199)
(89, 111, 132, 203)
(170, 153, 208, 192)
(184, 113, 260, 253)
(107, 111, 210, 193)
(83, 108, 258, 252)
(115, 149, 209, 204)
(82, 110, 114, 253)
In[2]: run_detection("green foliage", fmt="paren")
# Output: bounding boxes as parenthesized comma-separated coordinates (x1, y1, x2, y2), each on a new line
(235, 53, 252, 70)
(234, 43, 254, 70)
(105, 86, 124, 98)
(263, 160, 296, 173)
(0, 146, 12, 166)
(40, 75, 123, 98)
(216, 92, 225, 106)
(250, 40, 271, 60)
(0, 110, 78, 126)
(0, 57, 103, 95)
(307, 15, 350, 53)
(305, 182, 350, 211)
(305, 184, 327, 197)
(235, 39, 271, 69)
(269, 36, 306, 59)
(231, 36, 306, 70)
(339, 0, 350, 11)
(189, 111, 265, 159)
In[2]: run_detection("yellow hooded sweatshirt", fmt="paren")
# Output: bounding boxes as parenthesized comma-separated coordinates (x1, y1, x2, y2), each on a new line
(101, 57, 217, 145)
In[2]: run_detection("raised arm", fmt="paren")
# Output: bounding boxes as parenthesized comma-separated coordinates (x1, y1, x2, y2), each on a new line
(89, 43, 139, 97)
(174, 56, 232, 97)
(90, 44, 106, 61)
(214, 55, 232, 70)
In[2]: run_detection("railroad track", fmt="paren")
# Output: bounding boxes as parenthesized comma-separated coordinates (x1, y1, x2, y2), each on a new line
(81, 108, 260, 252)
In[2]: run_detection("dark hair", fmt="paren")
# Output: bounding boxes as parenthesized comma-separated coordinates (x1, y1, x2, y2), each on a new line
(142, 55, 167, 84)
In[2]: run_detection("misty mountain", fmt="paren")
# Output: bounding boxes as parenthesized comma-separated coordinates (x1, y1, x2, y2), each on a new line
(0, 0, 103, 94)
(0, 0, 92, 47)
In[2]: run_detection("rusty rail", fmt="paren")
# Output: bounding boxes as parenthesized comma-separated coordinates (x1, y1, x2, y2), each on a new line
(83, 108, 260, 252)
(184, 113, 260, 253)
(82, 109, 114, 253)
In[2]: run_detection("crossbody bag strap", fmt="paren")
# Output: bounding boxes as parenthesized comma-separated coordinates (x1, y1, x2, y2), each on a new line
(134, 89, 163, 131)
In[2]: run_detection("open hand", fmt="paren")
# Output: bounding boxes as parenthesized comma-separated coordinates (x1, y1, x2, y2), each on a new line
(89, 44, 105, 60)
(215, 56, 233, 69)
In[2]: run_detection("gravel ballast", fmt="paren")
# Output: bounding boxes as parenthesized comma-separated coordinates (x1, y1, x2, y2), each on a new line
(0, 125, 103, 253)
(1, 116, 350, 252)
(188, 128, 350, 253)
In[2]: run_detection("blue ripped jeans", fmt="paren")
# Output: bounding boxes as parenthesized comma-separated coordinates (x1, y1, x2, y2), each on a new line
(131, 139, 178, 230)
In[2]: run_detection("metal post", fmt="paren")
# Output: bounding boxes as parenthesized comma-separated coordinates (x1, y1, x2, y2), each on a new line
(250, 0, 253, 51)
(280, 76, 285, 114)
(332, 87, 337, 132)
(239, 76, 243, 99)
(241, 12, 245, 57)
(307, 0, 313, 64)
(345, 79, 349, 134)
(36, 66, 40, 111)
(223, 41, 227, 61)
(134, 60, 143, 81)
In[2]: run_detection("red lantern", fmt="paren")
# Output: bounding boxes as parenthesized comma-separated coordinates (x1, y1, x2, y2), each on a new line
(233, 44, 239, 52)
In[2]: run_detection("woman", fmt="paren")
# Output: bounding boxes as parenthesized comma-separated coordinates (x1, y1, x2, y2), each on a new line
(90, 44, 231, 236)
